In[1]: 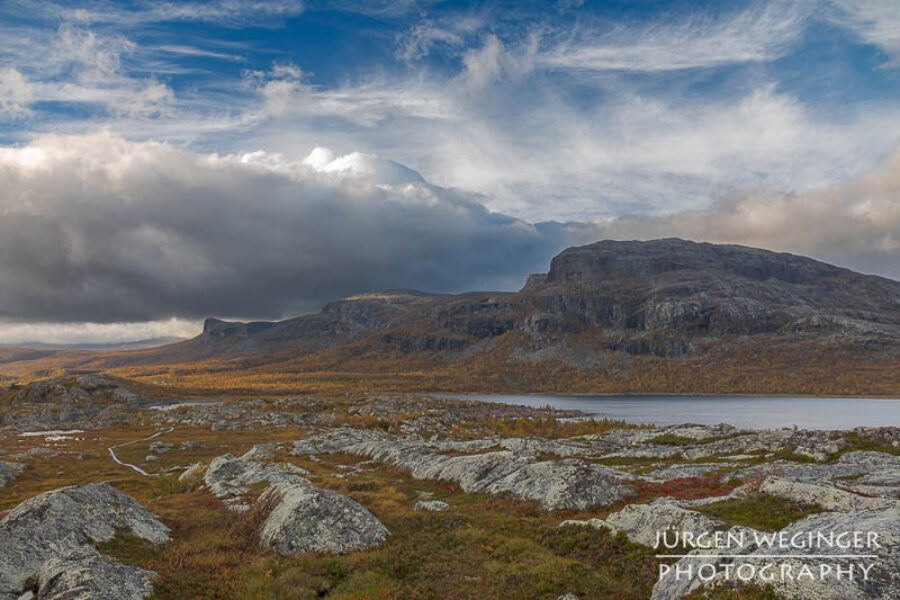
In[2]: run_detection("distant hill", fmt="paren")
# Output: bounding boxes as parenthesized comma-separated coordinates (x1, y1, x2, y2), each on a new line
(2, 239, 899, 395)
(0, 337, 185, 351)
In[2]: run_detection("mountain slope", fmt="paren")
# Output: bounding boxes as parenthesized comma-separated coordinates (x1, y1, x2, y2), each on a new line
(3, 239, 898, 395)
(156, 238, 900, 363)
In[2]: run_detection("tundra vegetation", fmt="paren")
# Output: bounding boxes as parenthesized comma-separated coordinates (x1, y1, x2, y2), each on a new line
(3, 376, 900, 600)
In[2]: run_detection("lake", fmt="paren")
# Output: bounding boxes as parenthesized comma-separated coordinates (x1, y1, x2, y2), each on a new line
(451, 394, 900, 430)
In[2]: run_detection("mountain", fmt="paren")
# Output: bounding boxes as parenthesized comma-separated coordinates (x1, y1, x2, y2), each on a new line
(4, 239, 898, 395)
(151, 238, 900, 364)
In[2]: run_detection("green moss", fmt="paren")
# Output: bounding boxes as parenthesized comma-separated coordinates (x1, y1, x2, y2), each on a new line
(697, 494, 823, 532)
(95, 528, 160, 565)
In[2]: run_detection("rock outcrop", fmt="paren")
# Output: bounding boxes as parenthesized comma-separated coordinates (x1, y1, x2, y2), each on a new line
(292, 428, 632, 510)
(35, 545, 157, 600)
(652, 508, 900, 600)
(258, 483, 389, 555)
(204, 447, 309, 510)
(0, 483, 169, 600)
(563, 501, 724, 547)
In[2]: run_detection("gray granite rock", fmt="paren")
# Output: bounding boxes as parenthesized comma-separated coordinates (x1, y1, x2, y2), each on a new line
(562, 501, 724, 547)
(36, 545, 156, 600)
(414, 500, 449, 511)
(204, 449, 309, 510)
(0, 483, 169, 600)
(258, 483, 389, 555)
(293, 428, 632, 510)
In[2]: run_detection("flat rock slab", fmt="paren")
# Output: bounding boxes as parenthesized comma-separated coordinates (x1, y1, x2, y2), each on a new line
(293, 428, 632, 510)
(562, 501, 724, 547)
(652, 508, 900, 600)
(759, 477, 900, 512)
(259, 483, 389, 555)
(414, 500, 449, 511)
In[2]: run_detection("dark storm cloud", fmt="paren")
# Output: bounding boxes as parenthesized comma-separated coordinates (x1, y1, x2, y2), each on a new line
(0, 133, 602, 323)
(2, 133, 898, 328)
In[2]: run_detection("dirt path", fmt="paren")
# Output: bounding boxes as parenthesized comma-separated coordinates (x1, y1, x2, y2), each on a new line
(107, 427, 175, 477)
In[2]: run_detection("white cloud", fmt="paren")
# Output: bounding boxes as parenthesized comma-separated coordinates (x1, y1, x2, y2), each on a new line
(538, 3, 807, 72)
(397, 21, 463, 61)
(829, 0, 900, 65)
(0, 68, 33, 117)
(586, 144, 900, 279)
(0, 23, 179, 126)
(250, 68, 900, 222)
(0, 318, 199, 346)
(12, 0, 305, 27)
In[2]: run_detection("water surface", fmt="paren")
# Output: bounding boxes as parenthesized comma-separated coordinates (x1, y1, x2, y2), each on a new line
(452, 394, 900, 430)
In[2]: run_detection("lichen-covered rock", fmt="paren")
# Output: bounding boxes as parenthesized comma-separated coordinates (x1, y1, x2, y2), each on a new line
(562, 501, 724, 547)
(204, 449, 309, 509)
(759, 477, 900, 511)
(292, 428, 631, 510)
(179, 462, 206, 482)
(652, 509, 900, 600)
(0, 483, 169, 600)
(258, 483, 389, 555)
(36, 546, 156, 600)
(645, 462, 736, 481)
(414, 500, 449, 511)
(148, 441, 173, 454)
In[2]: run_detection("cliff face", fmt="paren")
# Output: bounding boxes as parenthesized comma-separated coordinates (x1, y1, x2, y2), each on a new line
(165, 239, 900, 362)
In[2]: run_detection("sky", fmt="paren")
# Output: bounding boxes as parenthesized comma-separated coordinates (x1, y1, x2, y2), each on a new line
(0, 0, 899, 345)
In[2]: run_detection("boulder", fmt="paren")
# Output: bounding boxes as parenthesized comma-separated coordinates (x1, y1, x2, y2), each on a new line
(36, 546, 156, 600)
(204, 450, 309, 509)
(0, 483, 169, 600)
(258, 483, 389, 555)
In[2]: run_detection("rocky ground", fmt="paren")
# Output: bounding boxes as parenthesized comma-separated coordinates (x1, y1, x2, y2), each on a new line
(2, 376, 900, 599)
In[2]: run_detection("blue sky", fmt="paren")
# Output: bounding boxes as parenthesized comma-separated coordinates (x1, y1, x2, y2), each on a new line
(1, 0, 899, 343)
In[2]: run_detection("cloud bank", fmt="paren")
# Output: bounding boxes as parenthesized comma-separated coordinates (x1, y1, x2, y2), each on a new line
(0, 133, 898, 346)
(0, 133, 599, 328)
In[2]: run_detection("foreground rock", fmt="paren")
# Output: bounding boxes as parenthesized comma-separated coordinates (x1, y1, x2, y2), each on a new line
(653, 507, 900, 600)
(293, 428, 632, 510)
(259, 483, 390, 555)
(0, 483, 169, 600)
(563, 501, 724, 547)
(203, 448, 390, 556)
(757, 476, 900, 512)
(203, 447, 309, 510)
(36, 545, 157, 600)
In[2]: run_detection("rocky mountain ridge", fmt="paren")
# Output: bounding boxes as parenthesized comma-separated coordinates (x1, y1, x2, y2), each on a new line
(165, 238, 900, 362)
